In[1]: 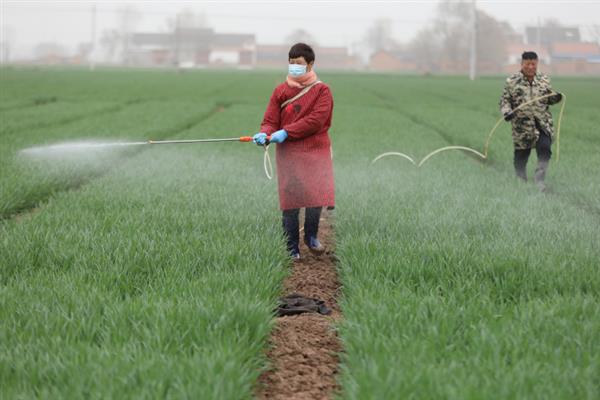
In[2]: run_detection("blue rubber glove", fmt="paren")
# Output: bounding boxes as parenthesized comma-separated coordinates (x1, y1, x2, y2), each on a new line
(253, 132, 267, 145)
(269, 129, 288, 144)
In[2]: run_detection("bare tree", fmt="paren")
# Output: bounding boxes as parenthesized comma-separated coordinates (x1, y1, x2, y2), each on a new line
(77, 42, 93, 64)
(435, 1, 471, 72)
(410, 29, 441, 73)
(116, 5, 142, 65)
(477, 15, 513, 73)
(1, 25, 15, 64)
(364, 19, 397, 54)
(100, 30, 121, 63)
(588, 25, 600, 45)
(166, 8, 208, 31)
(543, 18, 563, 29)
(409, 0, 510, 74)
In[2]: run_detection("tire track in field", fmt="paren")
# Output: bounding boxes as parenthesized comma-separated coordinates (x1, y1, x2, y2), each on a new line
(552, 190, 600, 219)
(0, 96, 59, 112)
(1, 98, 146, 137)
(3, 102, 232, 222)
(365, 87, 600, 220)
(420, 87, 499, 118)
(2, 75, 245, 136)
(4, 77, 247, 221)
(364, 87, 488, 165)
(257, 209, 342, 400)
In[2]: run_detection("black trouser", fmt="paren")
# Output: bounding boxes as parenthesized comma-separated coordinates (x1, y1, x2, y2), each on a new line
(514, 125, 552, 181)
(282, 207, 322, 254)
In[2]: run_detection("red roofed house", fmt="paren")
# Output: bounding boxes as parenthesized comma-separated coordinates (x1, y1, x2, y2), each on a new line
(550, 42, 600, 75)
(369, 50, 417, 73)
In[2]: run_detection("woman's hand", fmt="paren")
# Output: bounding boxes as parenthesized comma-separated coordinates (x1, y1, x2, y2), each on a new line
(269, 129, 288, 144)
(253, 132, 268, 145)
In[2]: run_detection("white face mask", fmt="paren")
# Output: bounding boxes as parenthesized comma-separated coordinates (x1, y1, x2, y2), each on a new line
(288, 64, 307, 77)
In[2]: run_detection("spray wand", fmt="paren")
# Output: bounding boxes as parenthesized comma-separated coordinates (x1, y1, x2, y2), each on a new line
(147, 136, 265, 145)
(20, 135, 274, 180)
(146, 135, 274, 179)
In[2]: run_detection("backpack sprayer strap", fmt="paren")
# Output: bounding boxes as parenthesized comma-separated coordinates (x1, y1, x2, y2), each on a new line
(281, 81, 322, 109)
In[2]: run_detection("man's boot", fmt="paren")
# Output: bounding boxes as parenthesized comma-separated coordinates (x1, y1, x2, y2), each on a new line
(515, 168, 527, 182)
(514, 149, 530, 182)
(534, 160, 549, 192)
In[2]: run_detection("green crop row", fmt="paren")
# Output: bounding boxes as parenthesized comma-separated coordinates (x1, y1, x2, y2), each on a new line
(1, 85, 287, 398)
(331, 74, 600, 399)
(0, 68, 280, 219)
(0, 100, 221, 218)
(1, 68, 599, 398)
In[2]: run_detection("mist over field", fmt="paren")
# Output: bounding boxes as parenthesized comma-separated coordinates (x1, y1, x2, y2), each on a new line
(2, 1, 600, 397)
(1, 67, 599, 398)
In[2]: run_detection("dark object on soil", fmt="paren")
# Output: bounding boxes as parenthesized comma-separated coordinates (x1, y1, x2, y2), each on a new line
(276, 293, 331, 316)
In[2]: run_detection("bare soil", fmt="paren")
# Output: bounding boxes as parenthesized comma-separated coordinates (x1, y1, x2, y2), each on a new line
(257, 210, 342, 400)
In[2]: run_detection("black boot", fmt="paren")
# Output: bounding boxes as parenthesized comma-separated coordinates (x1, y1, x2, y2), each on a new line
(282, 209, 300, 259)
(534, 128, 552, 192)
(534, 160, 549, 192)
(514, 148, 531, 182)
(304, 207, 325, 255)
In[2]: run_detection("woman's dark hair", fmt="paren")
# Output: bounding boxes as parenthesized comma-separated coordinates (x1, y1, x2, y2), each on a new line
(289, 43, 315, 64)
(522, 51, 538, 60)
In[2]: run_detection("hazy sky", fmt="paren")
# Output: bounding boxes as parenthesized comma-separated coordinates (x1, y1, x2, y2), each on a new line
(2, 0, 600, 59)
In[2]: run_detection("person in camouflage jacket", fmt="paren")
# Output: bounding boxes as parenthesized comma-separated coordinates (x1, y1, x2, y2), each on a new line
(499, 51, 562, 190)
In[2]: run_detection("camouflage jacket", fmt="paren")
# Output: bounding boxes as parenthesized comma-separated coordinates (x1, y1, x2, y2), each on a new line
(499, 71, 561, 150)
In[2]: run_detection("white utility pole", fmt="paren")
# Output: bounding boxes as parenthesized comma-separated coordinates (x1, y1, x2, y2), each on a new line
(90, 3, 97, 70)
(537, 17, 541, 48)
(469, 0, 477, 80)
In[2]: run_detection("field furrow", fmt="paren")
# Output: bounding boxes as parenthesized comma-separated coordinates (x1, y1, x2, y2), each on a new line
(1, 69, 598, 399)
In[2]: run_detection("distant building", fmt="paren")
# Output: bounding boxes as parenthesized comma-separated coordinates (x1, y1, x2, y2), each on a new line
(550, 42, 600, 75)
(551, 42, 600, 61)
(256, 45, 286, 69)
(503, 27, 600, 76)
(130, 28, 255, 68)
(316, 47, 360, 70)
(33, 42, 68, 65)
(129, 33, 361, 71)
(525, 26, 580, 47)
(209, 33, 256, 68)
(369, 50, 417, 73)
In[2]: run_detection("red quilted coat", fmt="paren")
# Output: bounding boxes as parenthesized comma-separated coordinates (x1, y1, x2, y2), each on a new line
(260, 82, 335, 210)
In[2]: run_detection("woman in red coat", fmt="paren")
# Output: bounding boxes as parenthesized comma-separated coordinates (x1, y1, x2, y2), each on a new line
(253, 43, 335, 260)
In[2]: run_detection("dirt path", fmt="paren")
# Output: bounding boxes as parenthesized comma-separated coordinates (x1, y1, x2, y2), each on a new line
(257, 209, 342, 400)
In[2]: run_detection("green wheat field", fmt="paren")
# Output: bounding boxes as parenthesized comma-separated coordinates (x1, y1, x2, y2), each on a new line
(1, 68, 599, 399)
